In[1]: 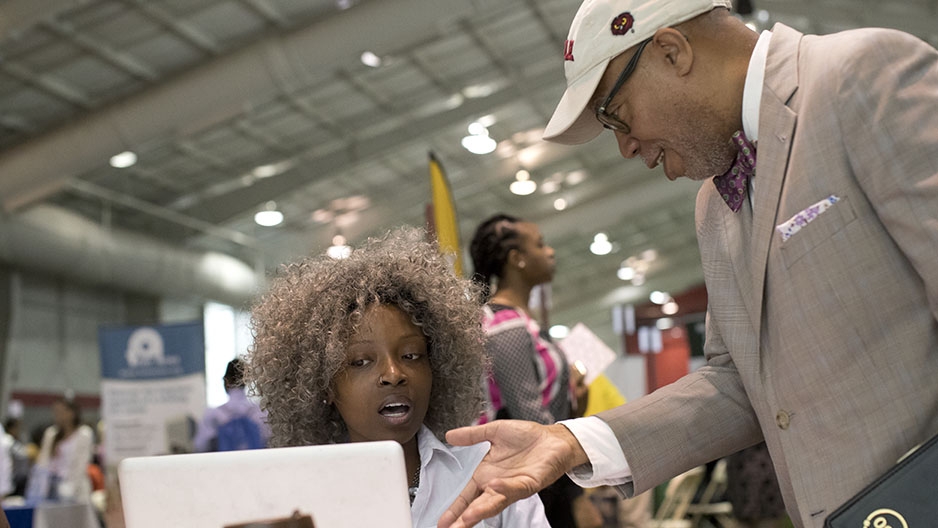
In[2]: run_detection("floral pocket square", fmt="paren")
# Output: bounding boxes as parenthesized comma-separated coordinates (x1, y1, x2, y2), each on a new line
(776, 195, 840, 242)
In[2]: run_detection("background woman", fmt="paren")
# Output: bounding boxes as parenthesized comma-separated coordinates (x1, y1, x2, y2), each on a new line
(470, 213, 597, 528)
(32, 398, 94, 503)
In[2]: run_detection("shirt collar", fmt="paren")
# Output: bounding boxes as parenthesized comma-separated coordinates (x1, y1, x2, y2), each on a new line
(418, 425, 464, 473)
(742, 30, 773, 143)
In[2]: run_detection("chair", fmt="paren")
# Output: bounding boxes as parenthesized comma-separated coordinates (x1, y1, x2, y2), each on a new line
(651, 466, 706, 528)
(685, 459, 739, 528)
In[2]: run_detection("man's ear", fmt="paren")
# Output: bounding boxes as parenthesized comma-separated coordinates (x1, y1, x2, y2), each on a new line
(653, 27, 694, 77)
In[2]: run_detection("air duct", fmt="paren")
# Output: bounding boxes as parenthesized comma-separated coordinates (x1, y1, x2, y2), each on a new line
(0, 205, 260, 307)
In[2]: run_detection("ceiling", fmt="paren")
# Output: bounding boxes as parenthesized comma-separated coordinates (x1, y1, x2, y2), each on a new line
(1, 0, 936, 345)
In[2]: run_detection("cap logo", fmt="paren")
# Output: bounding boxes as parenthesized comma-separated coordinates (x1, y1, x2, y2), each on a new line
(563, 39, 574, 61)
(611, 12, 634, 35)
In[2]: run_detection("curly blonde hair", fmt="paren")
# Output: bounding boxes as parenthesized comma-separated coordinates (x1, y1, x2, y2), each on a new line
(247, 226, 486, 446)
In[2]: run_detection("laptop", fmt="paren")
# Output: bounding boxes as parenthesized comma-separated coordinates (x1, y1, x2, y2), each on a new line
(118, 441, 413, 528)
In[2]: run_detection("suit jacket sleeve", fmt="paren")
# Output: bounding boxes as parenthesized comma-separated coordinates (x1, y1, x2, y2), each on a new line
(597, 306, 762, 497)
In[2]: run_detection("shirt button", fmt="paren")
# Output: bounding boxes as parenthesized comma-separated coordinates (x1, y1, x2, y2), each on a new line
(776, 410, 791, 430)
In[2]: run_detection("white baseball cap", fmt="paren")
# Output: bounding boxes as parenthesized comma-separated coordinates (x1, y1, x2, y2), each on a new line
(543, 0, 732, 145)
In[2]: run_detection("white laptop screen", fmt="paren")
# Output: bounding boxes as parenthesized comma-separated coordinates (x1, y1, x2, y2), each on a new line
(118, 441, 412, 528)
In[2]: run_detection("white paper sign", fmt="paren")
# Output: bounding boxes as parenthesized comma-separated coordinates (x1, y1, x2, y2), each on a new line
(557, 322, 617, 385)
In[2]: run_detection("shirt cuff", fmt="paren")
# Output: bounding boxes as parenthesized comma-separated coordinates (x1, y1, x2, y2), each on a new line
(560, 416, 633, 487)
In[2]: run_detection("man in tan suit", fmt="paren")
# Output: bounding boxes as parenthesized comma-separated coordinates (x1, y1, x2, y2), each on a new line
(438, 1, 938, 527)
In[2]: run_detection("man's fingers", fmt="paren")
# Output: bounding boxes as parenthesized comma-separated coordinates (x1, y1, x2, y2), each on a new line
(447, 486, 512, 528)
(437, 476, 481, 528)
(445, 422, 494, 446)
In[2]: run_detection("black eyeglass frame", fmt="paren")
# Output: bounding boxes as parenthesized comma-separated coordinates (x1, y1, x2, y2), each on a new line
(595, 37, 654, 134)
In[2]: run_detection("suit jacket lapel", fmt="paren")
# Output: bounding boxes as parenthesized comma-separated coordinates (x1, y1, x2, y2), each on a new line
(748, 25, 801, 335)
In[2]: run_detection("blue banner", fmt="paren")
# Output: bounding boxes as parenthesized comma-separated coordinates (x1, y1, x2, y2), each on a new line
(99, 321, 205, 380)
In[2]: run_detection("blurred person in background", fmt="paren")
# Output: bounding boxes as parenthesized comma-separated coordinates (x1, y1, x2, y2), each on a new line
(31, 398, 94, 503)
(193, 357, 270, 452)
(2, 418, 30, 498)
(470, 213, 600, 528)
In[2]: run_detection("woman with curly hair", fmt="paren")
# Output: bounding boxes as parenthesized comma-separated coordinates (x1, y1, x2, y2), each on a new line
(247, 226, 548, 527)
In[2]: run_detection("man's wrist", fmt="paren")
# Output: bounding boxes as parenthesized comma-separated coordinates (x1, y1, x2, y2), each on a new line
(550, 422, 590, 470)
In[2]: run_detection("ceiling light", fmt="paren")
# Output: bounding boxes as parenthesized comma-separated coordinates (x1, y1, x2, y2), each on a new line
(327, 235, 351, 259)
(565, 170, 587, 185)
(662, 301, 679, 315)
(641, 249, 658, 261)
(252, 160, 292, 178)
(444, 94, 464, 109)
(467, 122, 488, 136)
(590, 233, 612, 255)
(360, 51, 382, 68)
(549, 325, 569, 339)
(617, 266, 635, 281)
(542, 180, 560, 194)
(509, 179, 536, 195)
(656, 318, 675, 330)
(462, 84, 496, 99)
(649, 290, 670, 305)
(461, 133, 496, 155)
(255, 201, 283, 227)
(476, 114, 497, 127)
(109, 151, 137, 168)
(311, 209, 334, 223)
(335, 0, 354, 9)
(254, 210, 283, 227)
(553, 198, 567, 211)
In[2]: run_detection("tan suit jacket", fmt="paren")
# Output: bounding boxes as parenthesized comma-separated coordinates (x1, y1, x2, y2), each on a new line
(598, 24, 938, 528)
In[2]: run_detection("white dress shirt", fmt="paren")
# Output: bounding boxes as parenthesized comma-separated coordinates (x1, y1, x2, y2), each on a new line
(561, 29, 774, 489)
(411, 426, 549, 528)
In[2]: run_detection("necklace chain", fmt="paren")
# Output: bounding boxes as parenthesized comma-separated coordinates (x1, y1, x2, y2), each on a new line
(408, 465, 420, 504)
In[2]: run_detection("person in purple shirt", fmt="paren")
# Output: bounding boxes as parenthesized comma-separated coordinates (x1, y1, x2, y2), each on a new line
(193, 358, 270, 452)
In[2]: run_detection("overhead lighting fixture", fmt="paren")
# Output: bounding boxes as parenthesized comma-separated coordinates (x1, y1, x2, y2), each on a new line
(327, 234, 351, 259)
(336, 0, 354, 9)
(462, 121, 497, 155)
(548, 325, 569, 339)
(565, 170, 587, 186)
(360, 51, 382, 68)
(252, 160, 293, 178)
(662, 301, 680, 315)
(254, 201, 283, 227)
(541, 180, 561, 194)
(553, 198, 567, 211)
(509, 169, 536, 196)
(649, 291, 670, 305)
(109, 151, 137, 168)
(590, 233, 612, 256)
(617, 266, 635, 281)
(641, 249, 658, 261)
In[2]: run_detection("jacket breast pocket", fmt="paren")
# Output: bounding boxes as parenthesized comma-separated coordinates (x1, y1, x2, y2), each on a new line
(779, 194, 857, 269)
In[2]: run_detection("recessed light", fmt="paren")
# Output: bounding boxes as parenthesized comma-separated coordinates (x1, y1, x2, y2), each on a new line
(109, 151, 137, 168)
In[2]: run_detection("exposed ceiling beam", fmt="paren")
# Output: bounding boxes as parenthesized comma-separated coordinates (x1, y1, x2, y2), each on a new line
(0, 0, 478, 213)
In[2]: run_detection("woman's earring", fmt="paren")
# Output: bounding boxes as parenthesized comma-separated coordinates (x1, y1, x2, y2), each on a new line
(518, 260, 526, 269)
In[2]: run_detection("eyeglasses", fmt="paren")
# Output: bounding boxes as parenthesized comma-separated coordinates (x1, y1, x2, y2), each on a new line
(595, 37, 653, 134)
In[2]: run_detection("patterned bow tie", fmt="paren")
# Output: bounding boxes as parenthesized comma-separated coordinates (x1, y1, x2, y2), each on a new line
(713, 130, 756, 212)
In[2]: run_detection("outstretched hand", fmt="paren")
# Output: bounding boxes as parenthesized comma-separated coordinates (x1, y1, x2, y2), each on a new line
(437, 420, 589, 528)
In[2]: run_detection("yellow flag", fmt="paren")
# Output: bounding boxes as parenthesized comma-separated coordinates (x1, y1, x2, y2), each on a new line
(428, 152, 463, 276)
